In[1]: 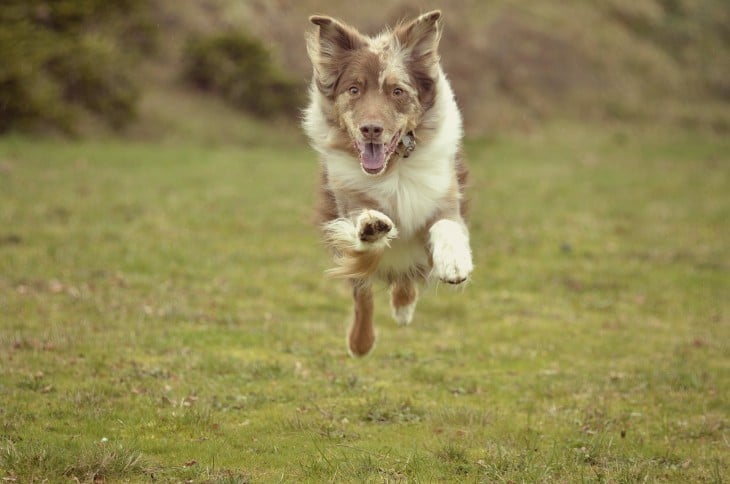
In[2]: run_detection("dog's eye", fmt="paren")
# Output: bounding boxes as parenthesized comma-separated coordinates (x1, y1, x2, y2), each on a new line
(348, 86, 359, 95)
(393, 87, 404, 96)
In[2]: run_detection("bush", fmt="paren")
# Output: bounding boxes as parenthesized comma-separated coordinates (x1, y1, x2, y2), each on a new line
(0, 0, 150, 134)
(0, 24, 68, 133)
(183, 32, 304, 118)
(46, 36, 139, 130)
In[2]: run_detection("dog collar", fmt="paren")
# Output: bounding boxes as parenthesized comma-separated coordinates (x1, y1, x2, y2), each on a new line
(395, 131, 416, 158)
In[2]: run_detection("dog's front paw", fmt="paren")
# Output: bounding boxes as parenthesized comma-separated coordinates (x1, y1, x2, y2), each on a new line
(430, 219, 473, 284)
(356, 210, 397, 248)
(432, 245, 473, 284)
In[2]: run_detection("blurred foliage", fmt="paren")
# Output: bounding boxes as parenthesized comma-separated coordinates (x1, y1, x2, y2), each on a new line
(0, 0, 155, 134)
(606, 0, 730, 100)
(182, 32, 304, 118)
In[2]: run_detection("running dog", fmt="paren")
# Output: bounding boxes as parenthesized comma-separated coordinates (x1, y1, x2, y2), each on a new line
(303, 10, 472, 356)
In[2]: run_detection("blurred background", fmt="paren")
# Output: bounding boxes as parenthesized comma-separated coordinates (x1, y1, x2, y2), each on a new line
(2, 0, 728, 140)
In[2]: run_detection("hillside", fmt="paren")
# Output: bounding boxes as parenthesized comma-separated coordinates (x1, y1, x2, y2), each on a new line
(2, 0, 728, 137)
(136, 0, 730, 136)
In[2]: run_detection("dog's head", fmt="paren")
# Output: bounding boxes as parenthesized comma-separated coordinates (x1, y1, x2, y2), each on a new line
(306, 11, 442, 176)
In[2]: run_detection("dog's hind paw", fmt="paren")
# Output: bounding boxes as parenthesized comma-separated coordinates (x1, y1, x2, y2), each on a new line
(392, 301, 416, 326)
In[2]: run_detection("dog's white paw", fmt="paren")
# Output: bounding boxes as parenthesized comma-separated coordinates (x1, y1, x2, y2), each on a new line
(355, 210, 397, 250)
(392, 301, 416, 326)
(430, 219, 473, 284)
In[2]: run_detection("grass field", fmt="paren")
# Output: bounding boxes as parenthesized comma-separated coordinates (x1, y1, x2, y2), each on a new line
(0, 125, 728, 482)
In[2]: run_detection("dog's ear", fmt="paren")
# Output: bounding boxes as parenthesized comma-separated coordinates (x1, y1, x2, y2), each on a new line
(394, 10, 442, 109)
(307, 15, 365, 98)
(395, 10, 441, 66)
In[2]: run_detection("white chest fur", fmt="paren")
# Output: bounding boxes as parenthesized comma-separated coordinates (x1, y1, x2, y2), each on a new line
(369, 150, 454, 237)
(324, 146, 453, 233)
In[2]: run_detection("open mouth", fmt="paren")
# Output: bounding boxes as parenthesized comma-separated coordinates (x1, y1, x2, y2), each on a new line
(355, 131, 401, 176)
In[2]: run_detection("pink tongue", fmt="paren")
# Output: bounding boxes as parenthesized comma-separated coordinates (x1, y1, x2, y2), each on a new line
(361, 143, 385, 171)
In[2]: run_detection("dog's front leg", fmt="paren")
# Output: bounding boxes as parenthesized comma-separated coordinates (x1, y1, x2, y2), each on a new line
(323, 209, 397, 356)
(323, 209, 398, 279)
(429, 218, 473, 284)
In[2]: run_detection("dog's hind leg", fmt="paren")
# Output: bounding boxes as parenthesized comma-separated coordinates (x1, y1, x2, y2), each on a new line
(391, 278, 418, 326)
(348, 280, 376, 356)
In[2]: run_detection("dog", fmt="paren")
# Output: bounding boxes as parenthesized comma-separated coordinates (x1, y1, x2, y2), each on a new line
(303, 10, 472, 356)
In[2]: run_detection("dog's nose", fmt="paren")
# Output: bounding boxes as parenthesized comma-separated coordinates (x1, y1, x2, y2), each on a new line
(360, 124, 383, 139)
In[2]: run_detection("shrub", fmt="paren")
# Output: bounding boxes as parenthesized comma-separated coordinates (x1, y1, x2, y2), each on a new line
(46, 36, 139, 130)
(0, 0, 150, 134)
(0, 25, 69, 133)
(183, 32, 304, 118)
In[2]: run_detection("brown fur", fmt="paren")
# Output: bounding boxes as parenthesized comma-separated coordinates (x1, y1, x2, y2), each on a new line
(393, 11, 442, 111)
(391, 278, 417, 311)
(308, 16, 366, 100)
(315, 168, 338, 226)
(456, 149, 470, 218)
(349, 282, 375, 356)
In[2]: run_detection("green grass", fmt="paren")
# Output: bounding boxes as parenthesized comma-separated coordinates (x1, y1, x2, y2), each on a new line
(0, 125, 728, 482)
